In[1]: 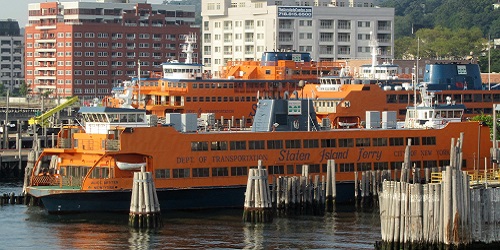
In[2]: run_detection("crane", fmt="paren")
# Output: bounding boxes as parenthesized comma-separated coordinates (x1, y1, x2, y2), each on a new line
(28, 96, 79, 127)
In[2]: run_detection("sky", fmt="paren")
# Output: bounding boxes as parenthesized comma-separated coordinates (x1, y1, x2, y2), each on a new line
(2, 0, 166, 28)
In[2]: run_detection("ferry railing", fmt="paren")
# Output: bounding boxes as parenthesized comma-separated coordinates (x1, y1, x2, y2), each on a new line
(430, 169, 500, 185)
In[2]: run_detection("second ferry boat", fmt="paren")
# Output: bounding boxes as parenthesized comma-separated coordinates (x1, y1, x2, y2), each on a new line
(105, 34, 344, 127)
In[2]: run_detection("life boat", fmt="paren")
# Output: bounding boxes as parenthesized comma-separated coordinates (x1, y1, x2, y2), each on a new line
(116, 161, 147, 170)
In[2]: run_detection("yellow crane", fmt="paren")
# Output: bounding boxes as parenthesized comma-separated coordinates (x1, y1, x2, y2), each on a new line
(28, 96, 79, 127)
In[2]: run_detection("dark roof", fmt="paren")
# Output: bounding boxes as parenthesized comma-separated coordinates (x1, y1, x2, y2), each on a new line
(79, 107, 145, 114)
(0, 20, 20, 36)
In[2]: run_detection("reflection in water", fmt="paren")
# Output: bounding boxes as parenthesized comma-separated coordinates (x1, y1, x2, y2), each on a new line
(6, 204, 380, 249)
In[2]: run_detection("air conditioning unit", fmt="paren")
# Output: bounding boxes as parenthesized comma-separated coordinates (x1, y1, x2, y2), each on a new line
(343, 101, 350, 108)
(321, 118, 331, 129)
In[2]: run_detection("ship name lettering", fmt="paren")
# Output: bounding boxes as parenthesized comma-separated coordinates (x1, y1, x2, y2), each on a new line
(278, 150, 310, 161)
(357, 148, 382, 161)
(437, 149, 450, 156)
(177, 156, 195, 164)
(393, 150, 417, 157)
(212, 154, 268, 163)
(420, 150, 432, 157)
(319, 149, 349, 162)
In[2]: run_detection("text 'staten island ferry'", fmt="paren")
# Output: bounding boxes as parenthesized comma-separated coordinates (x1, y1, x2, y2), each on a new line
(25, 91, 492, 213)
(104, 34, 344, 127)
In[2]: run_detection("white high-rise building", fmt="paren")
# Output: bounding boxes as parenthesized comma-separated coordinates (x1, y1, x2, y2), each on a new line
(202, 0, 394, 77)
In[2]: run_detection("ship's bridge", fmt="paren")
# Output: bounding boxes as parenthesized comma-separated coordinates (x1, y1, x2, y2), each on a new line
(79, 107, 155, 134)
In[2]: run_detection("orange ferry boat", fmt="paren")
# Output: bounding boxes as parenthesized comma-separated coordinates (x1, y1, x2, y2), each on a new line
(26, 92, 492, 213)
(305, 62, 500, 129)
(104, 35, 344, 126)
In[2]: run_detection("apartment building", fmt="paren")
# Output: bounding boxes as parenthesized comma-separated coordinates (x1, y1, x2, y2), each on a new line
(0, 19, 23, 92)
(202, 0, 394, 77)
(25, 0, 199, 99)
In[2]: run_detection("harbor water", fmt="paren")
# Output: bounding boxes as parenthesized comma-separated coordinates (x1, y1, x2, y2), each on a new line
(0, 181, 381, 249)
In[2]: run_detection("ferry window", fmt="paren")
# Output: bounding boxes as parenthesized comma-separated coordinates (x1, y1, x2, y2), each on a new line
(405, 137, 420, 145)
(193, 97, 198, 102)
(285, 139, 301, 149)
(494, 94, 500, 102)
(212, 167, 229, 176)
(223, 83, 228, 88)
(374, 162, 388, 170)
(411, 161, 422, 168)
(463, 94, 473, 102)
(423, 160, 437, 169)
(309, 164, 320, 173)
(193, 83, 197, 88)
(268, 165, 284, 175)
(211, 141, 228, 151)
(199, 97, 204, 102)
(387, 94, 397, 103)
(484, 108, 492, 115)
(205, 84, 210, 88)
(398, 94, 409, 104)
(235, 97, 240, 102)
(230, 141, 247, 150)
(422, 137, 436, 145)
(483, 94, 492, 102)
(473, 94, 482, 102)
(231, 166, 248, 176)
(372, 138, 387, 146)
(229, 97, 234, 102)
(390, 162, 403, 170)
(223, 97, 228, 102)
(355, 138, 370, 147)
(186, 97, 191, 102)
(199, 84, 204, 89)
(295, 165, 302, 174)
(303, 139, 319, 148)
(338, 138, 354, 147)
(357, 162, 371, 171)
(127, 114, 136, 122)
(137, 114, 144, 122)
(191, 141, 209, 151)
(173, 168, 190, 178)
(265, 69, 271, 75)
(155, 169, 170, 178)
(321, 139, 336, 148)
(339, 163, 354, 172)
(229, 83, 234, 88)
(439, 160, 450, 168)
(399, 109, 406, 116)
(192, 168, 209, 177)
(120, 114, 127, 122)
(252, 97, 257, 102)
(218, 97, 222, 102)
(267, 140, 283, 149)
(249, 140, 265, 150)
(246, 96, 251, 102)
(109, 114, 119, 123)
(286, 165, 294, 174)
(389, 137, 404, 146)
(453, 94, 462, 103)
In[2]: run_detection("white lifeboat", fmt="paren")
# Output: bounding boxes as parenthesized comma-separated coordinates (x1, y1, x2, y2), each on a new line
(116, 161, 147, 171)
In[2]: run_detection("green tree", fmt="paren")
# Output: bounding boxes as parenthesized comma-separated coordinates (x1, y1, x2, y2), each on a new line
(0, 83, 5, 96)
(470, 113, 500, 140)
(478, 48, 500, 73)
(18, 81, 28, 96)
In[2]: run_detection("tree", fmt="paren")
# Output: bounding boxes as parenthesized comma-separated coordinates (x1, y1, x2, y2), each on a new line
(478, 47, 500, 73)
(18, 81, 28, 96)
(470, 113, 500, 140)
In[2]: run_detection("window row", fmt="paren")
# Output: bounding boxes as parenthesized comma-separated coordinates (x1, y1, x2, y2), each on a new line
(154, 159, 457, 179)
(191, 137, 437, 152)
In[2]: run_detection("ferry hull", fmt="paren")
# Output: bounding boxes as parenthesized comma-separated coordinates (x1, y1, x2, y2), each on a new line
(33, 182, 354, 214)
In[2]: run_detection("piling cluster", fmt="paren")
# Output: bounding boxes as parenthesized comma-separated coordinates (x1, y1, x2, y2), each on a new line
(243, 160, 337, 223)
(377, 133, 500, 249)
(129, 171, 162, 229)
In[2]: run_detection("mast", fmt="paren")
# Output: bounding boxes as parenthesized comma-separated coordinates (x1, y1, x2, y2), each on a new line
(369, 31, 378, 76)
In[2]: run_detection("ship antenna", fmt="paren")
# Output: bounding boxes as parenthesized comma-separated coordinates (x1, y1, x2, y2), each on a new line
(369, 31, 379, 76)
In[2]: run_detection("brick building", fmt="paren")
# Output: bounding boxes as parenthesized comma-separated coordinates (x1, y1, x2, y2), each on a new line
(25, 0, 199, 99)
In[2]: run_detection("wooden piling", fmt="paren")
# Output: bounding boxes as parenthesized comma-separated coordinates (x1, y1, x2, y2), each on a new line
(129, 170, 162, 229)
(243, 160, 273, 223)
